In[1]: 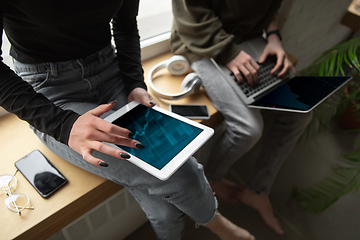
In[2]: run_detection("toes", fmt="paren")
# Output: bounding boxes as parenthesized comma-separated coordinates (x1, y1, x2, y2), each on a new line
(265, 218, 284, 235)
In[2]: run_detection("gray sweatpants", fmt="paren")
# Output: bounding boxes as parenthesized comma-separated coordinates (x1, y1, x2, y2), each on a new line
(191, 58, 313, 195)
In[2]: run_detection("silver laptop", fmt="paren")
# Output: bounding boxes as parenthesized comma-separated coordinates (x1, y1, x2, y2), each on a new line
(211, 37, 352, 113)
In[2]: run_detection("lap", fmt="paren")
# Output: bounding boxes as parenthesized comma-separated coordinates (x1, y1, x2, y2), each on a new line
(191, 58, 312, 130)
(14, 48, 218, 233)
(191, 58, 263, 131)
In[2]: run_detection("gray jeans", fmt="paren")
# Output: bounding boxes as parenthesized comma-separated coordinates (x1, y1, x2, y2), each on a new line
(191, 58, 313, 195)
(13, 45, 217, 240)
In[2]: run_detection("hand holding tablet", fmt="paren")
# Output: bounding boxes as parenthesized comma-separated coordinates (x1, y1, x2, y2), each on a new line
(104, 101, 214, 180)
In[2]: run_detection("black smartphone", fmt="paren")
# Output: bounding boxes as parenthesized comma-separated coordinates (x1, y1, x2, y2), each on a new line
(169, 104, 210, 120)
(14, 150, 68, 198)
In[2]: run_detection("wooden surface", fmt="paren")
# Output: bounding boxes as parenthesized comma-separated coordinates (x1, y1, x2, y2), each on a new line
(348, 0, 360, 16)
(341, 0, 360, 30)
(0, 113, 123, 240)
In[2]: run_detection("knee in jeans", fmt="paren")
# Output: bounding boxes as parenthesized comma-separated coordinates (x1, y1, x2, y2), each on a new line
(174, 159, 208, 194)
(149, 208, 183, 226)
(148, 209, 185, 240)
(246, 123, 263, 143)
(228, 120, 263, 147)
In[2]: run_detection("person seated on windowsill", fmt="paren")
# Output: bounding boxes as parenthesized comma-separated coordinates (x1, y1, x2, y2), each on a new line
(170, 0, 313, 235)
(0, 1, 255, 239)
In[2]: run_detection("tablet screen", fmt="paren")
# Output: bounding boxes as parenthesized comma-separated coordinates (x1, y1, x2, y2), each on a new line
(112, 104, 203, 170)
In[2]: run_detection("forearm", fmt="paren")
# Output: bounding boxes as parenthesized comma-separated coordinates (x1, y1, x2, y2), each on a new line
(265, 14, 282, 43)
(0, 65, 80, 144)
(0, 33, 78, 145)
(112, 0, 146, 94)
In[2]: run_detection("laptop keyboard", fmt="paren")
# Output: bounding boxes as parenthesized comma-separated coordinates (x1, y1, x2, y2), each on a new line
(230, 56, 282, 98)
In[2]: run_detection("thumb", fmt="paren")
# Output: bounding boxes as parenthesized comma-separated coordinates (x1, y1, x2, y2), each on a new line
(89, 101, 116, 117)
(258, 51, 268, 64)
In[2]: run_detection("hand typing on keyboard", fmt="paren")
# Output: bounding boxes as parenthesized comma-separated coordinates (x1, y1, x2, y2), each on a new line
(226, 50, 260, 86)
(226, 37, 296, 86)
(258, 36, 296, 77)
(229, 56, 284, 97)
(226, 51, 285, 86)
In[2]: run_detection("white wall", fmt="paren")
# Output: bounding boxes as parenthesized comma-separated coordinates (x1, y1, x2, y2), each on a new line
(279, 0, 353, 70)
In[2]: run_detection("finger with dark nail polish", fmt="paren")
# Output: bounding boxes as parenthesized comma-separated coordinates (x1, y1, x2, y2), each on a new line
(135, 143, 145, 149)
(99, 162, 109, 167)
(128, 132, 134, 138)
(120, 153, 131, 159)
(107, 100, 117, 105)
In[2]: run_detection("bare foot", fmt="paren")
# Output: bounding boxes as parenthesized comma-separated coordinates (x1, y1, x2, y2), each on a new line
(205, 212, 255, 240)
(238, 186, 284, 235)
(209, 179, 242, 204)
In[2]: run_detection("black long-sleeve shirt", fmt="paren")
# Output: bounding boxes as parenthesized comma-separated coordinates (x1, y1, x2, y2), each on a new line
(0, 0, 146, 145)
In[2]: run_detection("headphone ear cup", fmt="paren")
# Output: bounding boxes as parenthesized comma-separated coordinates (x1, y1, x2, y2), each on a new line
(181, 73, 202, 93)
(166, 55, 190, 76)
(148, 55, 201, 99)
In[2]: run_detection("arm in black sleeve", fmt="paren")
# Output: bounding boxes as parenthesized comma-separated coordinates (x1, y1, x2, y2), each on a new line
(0, 9, 80, 145)
(112, 0, 147, 94)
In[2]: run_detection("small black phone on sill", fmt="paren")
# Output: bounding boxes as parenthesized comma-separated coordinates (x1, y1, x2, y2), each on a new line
(15, 150, 68, 198)
(169, 104, 210, 120)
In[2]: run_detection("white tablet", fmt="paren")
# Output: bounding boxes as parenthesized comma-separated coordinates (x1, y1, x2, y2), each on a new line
(103, 101, 214, 180)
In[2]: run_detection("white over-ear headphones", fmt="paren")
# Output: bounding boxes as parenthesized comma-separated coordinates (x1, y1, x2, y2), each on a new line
(147, 55, 202, 100)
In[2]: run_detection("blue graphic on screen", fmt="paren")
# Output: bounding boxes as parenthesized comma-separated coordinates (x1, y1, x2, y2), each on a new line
(253, 76, 350, 110)
(112, 104, 203, 170)
(258, 83, 310, 110)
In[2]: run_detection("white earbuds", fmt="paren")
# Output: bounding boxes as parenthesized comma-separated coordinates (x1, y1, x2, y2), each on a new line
(147, 55, 202, 100)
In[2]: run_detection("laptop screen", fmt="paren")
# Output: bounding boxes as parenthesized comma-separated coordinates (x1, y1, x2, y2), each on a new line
(250, 76, 352, 112)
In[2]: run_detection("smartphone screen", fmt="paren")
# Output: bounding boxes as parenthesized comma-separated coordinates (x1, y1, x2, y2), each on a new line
(14, 150, 68, 198)
(169, 104, 210, 119)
